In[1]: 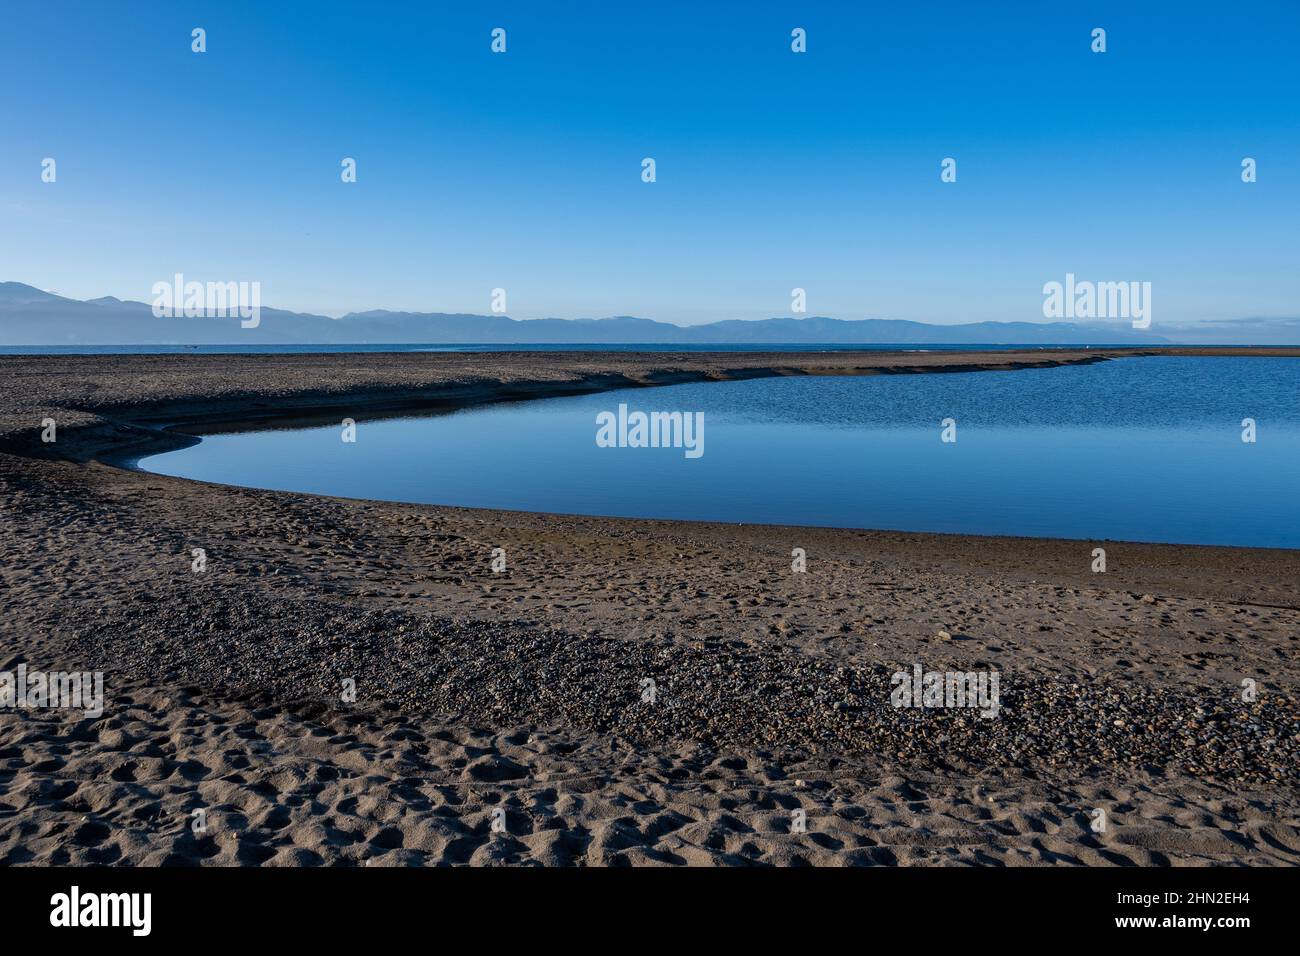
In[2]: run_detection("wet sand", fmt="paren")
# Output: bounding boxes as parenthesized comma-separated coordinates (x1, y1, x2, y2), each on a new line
(1, 348, 1298, 865)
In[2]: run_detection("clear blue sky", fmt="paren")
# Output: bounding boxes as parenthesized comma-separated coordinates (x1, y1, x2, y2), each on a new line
(1, 0, 1296, 324)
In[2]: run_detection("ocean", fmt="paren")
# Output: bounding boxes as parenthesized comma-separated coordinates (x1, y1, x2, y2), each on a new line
(137, 355, 1300, 548)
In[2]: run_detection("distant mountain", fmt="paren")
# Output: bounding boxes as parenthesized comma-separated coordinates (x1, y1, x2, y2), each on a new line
(333, 312, 1173, 345)
(0, 284, 351, 345)
(0, 281, 66, 305)
(1, 280, 1293, 346)
(1153, 317, 1300, 346)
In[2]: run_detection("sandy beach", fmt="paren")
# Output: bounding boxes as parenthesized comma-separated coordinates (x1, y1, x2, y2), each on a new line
(2, 348, 1298, 866)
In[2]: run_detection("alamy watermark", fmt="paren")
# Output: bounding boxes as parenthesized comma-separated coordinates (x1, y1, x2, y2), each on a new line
(1042, 273, 1151, 329)
(152, 273, 262, 328)
(1, 663, 104, 718)
(596, 403, 704, 458)
(890, 662, 1000, 718)
(50, 886, 150, 936)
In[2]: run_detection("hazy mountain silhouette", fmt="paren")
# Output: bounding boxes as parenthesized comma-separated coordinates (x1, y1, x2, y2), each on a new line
(2, 281, 1294, 346)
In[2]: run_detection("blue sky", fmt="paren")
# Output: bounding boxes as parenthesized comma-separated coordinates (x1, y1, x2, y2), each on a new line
(1, 0, 1296, 324)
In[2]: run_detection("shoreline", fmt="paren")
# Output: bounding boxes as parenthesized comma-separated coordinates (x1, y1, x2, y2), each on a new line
(0, 344, 1289, 472)
(3, 348, 1299, 865)
(7, 346, 1133, 464)
(102, 347, 1300, 559)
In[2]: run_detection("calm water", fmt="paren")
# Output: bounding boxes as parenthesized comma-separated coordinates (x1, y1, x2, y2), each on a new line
(140, 357, 1300, 548)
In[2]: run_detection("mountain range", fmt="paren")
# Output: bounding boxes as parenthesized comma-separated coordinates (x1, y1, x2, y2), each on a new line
(3, 281, 1297, 346)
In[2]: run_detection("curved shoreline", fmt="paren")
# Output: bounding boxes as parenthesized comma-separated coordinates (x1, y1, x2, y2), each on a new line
(4, 346, 1296, 471)
(87, 349, 1300, 557)
(4, 347, 1299, 571)
(5, 348, 1122, 466)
